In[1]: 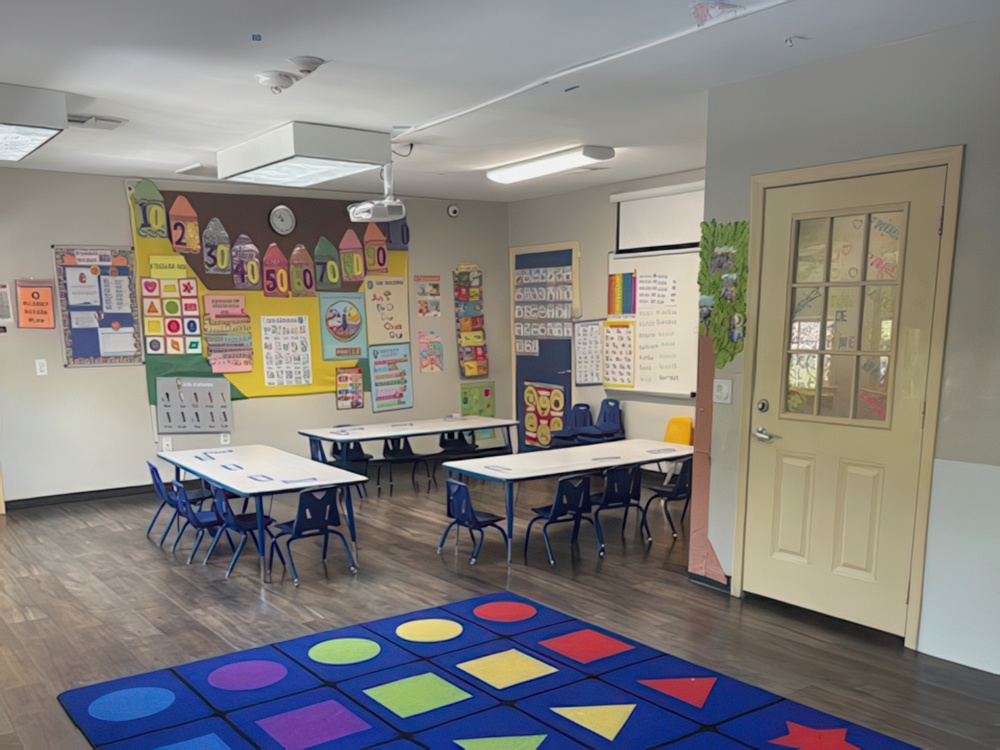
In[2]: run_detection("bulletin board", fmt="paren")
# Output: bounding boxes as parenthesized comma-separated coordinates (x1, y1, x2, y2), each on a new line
(127, 180, 410, 404)
(606, 250, 699, 397)
(53, 246, 143, 366)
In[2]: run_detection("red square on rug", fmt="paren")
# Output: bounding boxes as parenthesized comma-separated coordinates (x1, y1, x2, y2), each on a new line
(538, 628, 634, 664)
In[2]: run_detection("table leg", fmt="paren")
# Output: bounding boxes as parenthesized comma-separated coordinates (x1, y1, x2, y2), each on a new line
(505, 481, 514, 566)
(503, 425, 513, 453)
(255, 495, 268, 583)
(343, 485, 359, 564)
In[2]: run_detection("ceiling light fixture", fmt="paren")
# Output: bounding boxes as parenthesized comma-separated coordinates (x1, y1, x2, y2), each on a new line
(255, 57, 327, 94)
(217, 122, 389, 188)
(0, 83, 67, 161)
(486, 145, 615, 184)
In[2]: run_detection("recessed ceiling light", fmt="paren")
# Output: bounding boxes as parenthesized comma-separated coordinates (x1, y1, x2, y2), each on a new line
(486, 145, 615, 184)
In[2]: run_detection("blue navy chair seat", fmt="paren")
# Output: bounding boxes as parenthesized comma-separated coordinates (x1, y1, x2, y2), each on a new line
(577, 398, 624, 443)
(590, 464, 644, 557)
(146, 461, 212, 547)
(310, 438, 372, 497)
(203, 487, 283, 578)
(437, 479, 509, 565)
(549, 403, 594, 448)
(524, 473, 595, 565)
(170, 481, 226, 565)
(268, 488, 358, 586)
(641, 454, 693, 541)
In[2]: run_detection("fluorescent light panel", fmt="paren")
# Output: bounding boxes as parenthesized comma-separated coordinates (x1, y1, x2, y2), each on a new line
(487, 145, 615, 184)
(0, 83, 67, 161)
(218, 122, 388, 188)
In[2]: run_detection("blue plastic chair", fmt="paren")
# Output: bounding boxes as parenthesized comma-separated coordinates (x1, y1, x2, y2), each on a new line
(524, 473, 595, 565)
(310, 439, 371, 497)
(170, 481, 226, 564)
(374, 437, 434, 496)
(437, 479, 509, 565)
(590, 464, 644, 557)
(203, 487, 282, 578)
(146, 461, 211, 546)
(578, 398, 625, 443)
(641, 454, 693, 540)
(268, 489, 358, 586)
(549, 403, 594, 448)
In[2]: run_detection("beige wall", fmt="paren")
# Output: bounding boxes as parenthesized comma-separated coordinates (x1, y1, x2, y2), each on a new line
(0, 170, 510, 501)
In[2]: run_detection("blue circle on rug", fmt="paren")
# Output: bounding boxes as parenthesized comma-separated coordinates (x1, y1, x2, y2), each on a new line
(88, 687, 176, 721)
(208, 660, 288, 691)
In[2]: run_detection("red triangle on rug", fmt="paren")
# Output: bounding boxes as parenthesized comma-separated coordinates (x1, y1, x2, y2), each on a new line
(638, 676, 717, 709)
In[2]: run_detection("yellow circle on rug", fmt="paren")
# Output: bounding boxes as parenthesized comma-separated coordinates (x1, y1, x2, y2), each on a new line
(395, 618, 464, 642)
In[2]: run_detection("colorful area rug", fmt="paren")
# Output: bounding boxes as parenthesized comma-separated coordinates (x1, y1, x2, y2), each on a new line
(58, 592, 918, 749)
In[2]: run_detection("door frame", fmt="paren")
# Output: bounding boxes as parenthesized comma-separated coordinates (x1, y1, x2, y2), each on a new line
(732, 146, 964, 648)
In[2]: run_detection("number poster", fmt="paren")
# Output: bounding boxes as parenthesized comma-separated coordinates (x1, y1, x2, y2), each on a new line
(370, 343, 413, 412)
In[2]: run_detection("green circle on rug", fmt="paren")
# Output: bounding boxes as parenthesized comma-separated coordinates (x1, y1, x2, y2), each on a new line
(395, 618, 464, 642)
(308, 637, 382, 665)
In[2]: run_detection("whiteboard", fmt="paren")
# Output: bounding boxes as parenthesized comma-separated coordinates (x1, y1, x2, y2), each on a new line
(606, 250, 700, 397)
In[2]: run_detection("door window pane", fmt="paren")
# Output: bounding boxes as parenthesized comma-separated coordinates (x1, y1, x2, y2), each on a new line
(786, 353, 818, 414)
(861, 287, 895, 351)
(818, 354, 855, 418)
(790, 287, 823, 350)
(830, 215, 865, 282)
(794, 218, 828, 282)
(857, 356, 890, 421)
(867, 211, 903, 281)
(826, 287, 861, 352)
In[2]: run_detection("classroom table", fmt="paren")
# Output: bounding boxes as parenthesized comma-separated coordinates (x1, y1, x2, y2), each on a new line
(157, 444, 368, 583)
(443, 438, 695, 564)
(299, 415, 519, 455)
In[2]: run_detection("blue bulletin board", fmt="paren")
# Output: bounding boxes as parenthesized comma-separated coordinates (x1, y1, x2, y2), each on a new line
(53, 245, 143, 367)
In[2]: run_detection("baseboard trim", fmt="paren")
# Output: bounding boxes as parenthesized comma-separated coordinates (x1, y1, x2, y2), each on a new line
(688, 571, 732, 593)
(7, 485, 152, 510)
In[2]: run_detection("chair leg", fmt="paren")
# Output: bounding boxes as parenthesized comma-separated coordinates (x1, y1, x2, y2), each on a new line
(524, 517, 539, 563)
(157, 508, 179, 547)
(681, 497, 691, 523)
(226, 534, 249, 579)
(146, 501, 168, 537)
(593, 510, 606, 557)
(437, 521, 457, 554)
(540, 523, 555, 566)
(285, 540, 300, 586)
(330, 530, 358, 573)
(171, 520, 191, 553)
(640, 502, 654, 544)
(267, 536, 287, 578)
(663, 498, 679, 538)
(470, 529, 484, 565)
(203, 525, 226, 564)
(321, 530, 330, 562)
(187, 528, 205, 565)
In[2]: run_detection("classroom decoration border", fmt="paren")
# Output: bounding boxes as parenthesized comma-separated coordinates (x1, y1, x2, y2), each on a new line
(698, 219, 749, 369)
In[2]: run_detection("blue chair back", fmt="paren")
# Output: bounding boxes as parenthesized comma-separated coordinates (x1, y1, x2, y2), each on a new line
(147, 462, 176, 508)
(549, 473, 592, 517)
(446, 479, 480, 528)
(597, 465, 636, 509)
(440, 430, 477, 452)
(384, 437, 416, 459)
(291, 490, 342, 535)
(212, 486, 241, 527)
(595, 398, 622, 430)
(567, 403, 593, 429)
(173, 481, 203, 524)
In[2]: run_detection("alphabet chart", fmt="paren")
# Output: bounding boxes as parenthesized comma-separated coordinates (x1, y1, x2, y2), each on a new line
(602, 320, 635, 388)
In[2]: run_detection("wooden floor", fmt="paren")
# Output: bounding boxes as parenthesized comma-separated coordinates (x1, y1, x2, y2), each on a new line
(0, 475, 997, 749)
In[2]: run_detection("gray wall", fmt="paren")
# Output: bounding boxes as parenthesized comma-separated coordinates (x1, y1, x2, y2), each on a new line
(704, 19, 1000, 673)
(0, 170, 511, 501)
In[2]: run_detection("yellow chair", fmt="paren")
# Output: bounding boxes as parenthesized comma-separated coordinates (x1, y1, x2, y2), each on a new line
(664, 416, 693, 445)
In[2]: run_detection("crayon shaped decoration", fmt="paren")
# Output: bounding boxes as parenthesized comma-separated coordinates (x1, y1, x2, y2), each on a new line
(363, 223, 388, 274)
(202, 217, 231, 274)
(386, 219, 409, 250)
(132, 179, 168, 239)
(262, 243, 290, 298)
(289, 244, 316, 297)
(231, 234, 262, 290)
(168, 196, 201, 254)
(313, 236, 342, 291)
(340, 228, 365, 282)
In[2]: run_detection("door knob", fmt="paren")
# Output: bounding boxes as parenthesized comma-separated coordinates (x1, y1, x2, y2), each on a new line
(754, 426, 776, 442)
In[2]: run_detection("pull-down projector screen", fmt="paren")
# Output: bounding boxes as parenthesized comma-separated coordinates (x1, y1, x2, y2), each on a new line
(616, 189, 704, 252)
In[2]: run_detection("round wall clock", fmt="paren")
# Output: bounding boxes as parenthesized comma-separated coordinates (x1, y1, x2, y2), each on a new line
(269, 204, 296, 235)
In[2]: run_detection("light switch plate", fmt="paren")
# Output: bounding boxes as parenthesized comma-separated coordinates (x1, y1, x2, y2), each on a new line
(35, 359, 47, 376)
(220, 433, 231, 445)
(714, 379, 733, 404)
(161, 436, 172, 452)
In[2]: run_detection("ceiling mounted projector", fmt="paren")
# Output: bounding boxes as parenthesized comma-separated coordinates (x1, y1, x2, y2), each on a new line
(348, 162, 405, 222)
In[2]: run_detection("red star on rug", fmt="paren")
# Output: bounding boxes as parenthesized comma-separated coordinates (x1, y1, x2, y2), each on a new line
(770, 721, 860, 750)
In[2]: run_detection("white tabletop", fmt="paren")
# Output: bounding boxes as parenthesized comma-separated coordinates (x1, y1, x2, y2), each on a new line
(299, 416, 519, 442)
(157, 444, 368, 497)
(443, 438, 693, 482)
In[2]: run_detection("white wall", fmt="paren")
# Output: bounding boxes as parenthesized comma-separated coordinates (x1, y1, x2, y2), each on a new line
(0, 169, 510, 501)
(703, 19, 1000, 673)
(507, 172, 703, 440)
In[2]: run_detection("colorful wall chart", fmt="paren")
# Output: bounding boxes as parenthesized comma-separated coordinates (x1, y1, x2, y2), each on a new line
(602, 320, 635, 388)
(460, 380, 496, 439)
(453, 264, 488, 377)
(128, 180, 411, 401)
(418, 331, 444, 373)
(53, 246, 142, 365)
(364, 277, 409, 346)
(336, 366, 364, 410)
(15, 279, 55, 329)
(414, 274, 441, 317)
(522, 381, 566, 448)
(370, 343, 413, 413)
(140, 276, 202, 356)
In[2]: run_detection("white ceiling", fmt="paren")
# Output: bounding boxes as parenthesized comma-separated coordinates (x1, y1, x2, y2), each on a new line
(2, 0, 998, 202)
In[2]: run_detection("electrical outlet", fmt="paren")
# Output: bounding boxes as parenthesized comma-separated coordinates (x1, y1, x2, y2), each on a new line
(35, 359, 47, 376)
(220, 433, 231, 445)
(713, 379, 733, 404)
(161, 436, 172, 452)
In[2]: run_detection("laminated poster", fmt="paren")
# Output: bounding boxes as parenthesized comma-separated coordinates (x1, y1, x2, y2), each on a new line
(573, 319, 603, 386)
(453, 263, 488, 377)
(418, 331, 444, 373)
(202, 294, 253, 373)
(261, 315, 312, 387)
(364, 276, 409, 346)
(523, 381, 566, 448)
(336, 366, 364, 410)
(320, 292, 368, 361)
(602, 320, 635, 388)
(370, 343, 413, 413)
(415, 274, 441, 317)
(140, 275, 202, 356)
(461, 380, 496, 440)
